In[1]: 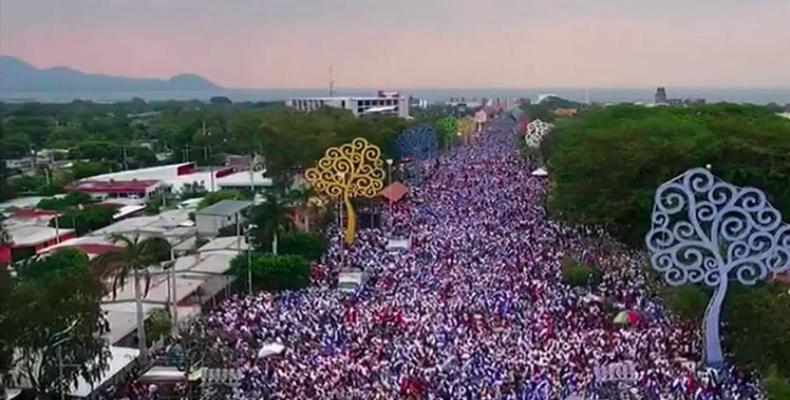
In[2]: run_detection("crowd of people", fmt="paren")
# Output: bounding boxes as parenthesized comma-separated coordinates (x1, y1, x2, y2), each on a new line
(189, 117, 762, 399)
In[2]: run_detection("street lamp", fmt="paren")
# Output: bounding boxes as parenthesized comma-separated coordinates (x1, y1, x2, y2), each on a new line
(385, 159, 393, 185)
(385, 159, 394, 230)
(244, 223, 258, 294)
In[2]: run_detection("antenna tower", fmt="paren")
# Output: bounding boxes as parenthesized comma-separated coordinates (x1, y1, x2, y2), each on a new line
(329, 66, 335, 97)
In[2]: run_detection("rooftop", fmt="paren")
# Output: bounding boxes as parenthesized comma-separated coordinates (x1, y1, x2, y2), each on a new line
(198, 235, 249, 252)
(289, 95, 404, 101)
(85, 162, 194, 181)
(196, 199, 252, 217)
(91, 208, 195, 238)
(216, 171, 273, 188)
(7, 225, 74, 247)
(69, 179, 162, 193)
(10, 209, 61, 219)
(0, 196, 52, 212)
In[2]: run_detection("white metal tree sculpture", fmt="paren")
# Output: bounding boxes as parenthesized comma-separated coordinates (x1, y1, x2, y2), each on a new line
(645, 167, 790, 367)
(525, 119, 553, 148)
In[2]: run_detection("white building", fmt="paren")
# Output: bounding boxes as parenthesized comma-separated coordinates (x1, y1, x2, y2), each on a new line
(74, 162, 272, 196)
(286, 91, 410, 118)
(195, 200, 252, 237)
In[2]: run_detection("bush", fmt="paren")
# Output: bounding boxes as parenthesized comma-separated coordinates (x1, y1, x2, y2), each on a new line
(37, 192, 94, 211)
(665, 284, 709, 321)
(71, 161, 117, 180)
(35, 183, 63, 196)
(51, 204, 115, 235)
(146, 309, 172, 346)
(560, 256, 601, 287)
(763, 365, 790, 400)
(278, 232, 325, 261)
(723, 283, 790, 378)
(230, 253, 310, 292)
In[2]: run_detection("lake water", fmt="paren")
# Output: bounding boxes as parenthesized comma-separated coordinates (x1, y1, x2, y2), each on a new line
(1, 87, 789, 105)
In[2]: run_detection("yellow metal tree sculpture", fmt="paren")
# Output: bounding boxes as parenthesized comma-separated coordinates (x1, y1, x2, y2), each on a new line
(304, 138, 385, 244)
(458, 116, 476, 145)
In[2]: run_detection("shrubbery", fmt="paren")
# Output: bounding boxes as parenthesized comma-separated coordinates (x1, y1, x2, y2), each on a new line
(278, 232, 325, 261)
(665, 284, 709, 322)
(230, 253, 310, 292)
(146, 309, 172, 346)
(723, 283, 790, 380)
(50, 204, 115, 235)
(560, 256, 601, 287)
(37, 192, 94, 211)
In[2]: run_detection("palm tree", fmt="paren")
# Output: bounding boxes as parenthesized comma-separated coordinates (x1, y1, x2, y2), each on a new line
(250, 195, 292, 255)
(92, 233, 168, 361)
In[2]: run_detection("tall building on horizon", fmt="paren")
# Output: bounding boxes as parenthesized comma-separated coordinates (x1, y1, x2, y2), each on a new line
(655, 87, 668, 104)
(286, 91, 410, 118)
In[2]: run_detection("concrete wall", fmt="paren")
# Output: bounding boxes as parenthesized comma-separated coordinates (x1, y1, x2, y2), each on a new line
(196, 213, 245, 237)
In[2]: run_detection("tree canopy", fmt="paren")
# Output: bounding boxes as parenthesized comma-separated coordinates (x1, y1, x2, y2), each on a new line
(230, 253, 311, 292)
(0, 249, 108, 397)
(546, 104, 790, 245)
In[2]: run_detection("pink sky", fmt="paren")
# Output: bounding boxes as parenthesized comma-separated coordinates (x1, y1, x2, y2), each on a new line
(1, 0, 789, 88)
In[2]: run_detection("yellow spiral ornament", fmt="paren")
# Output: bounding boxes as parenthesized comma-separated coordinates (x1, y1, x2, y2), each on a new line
(304, 138, 385, 244)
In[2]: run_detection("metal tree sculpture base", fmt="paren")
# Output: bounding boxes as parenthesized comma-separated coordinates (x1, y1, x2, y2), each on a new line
(646, 167, 790, 368)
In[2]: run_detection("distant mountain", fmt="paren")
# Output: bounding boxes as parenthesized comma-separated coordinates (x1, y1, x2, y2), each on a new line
(0, 55, 221, 92)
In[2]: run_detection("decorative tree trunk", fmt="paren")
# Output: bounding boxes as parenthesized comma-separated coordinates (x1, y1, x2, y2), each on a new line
(133, 269, 148, 361)
(343, 193, 356, 244)
(703, 278, 727, 368)
(272, 231, 279, 255)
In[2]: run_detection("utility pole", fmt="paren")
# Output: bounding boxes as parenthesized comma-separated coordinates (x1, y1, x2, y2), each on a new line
(329, 66, 335, 97)
(203, 121, 215, 192)
(122, 146, 129, 170)
(169, 247, 178, 337)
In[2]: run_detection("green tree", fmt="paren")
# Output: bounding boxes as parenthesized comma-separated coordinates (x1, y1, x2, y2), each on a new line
(91, 234, 170, 360)
(37, 192, 94, 211)
(763, 365, 790, 400)
(230, 253, 310, 292)
(665, 284, 710, 322)
(71, 161, 118, 180)
(546, 104, 790, 245)
(433, 116, 458, 150)
(723, 283, 790, 377)
(51, 205, 115, 235)
(249, 195, 292, 255)
(1, 249, 109, 398)
(278, 232, 325, 261)
(146, 310, 172, 347)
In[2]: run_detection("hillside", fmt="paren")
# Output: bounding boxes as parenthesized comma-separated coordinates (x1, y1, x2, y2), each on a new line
(0, 55, 220, 92)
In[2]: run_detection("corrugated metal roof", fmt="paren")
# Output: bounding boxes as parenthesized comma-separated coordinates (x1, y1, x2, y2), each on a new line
(196, 200, 252, 217)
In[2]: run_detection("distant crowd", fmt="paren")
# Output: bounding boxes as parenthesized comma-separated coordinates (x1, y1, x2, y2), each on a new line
(116, 117, 764, 399)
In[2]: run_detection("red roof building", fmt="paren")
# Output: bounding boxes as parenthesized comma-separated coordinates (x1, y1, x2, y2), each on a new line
(11, 209, 61, 219)
(68, 179, 165, 202)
